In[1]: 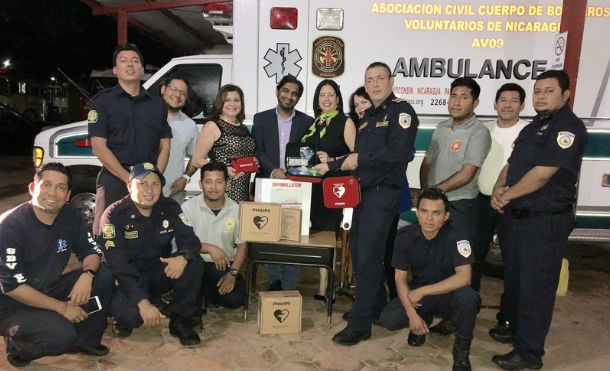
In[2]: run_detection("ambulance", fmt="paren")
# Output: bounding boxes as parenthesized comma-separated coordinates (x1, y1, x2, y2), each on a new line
(33, 0, 609, 251)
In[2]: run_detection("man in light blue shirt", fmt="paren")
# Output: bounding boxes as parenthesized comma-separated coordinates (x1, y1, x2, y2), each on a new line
(161, 76, 199, 203)
(181, 162, 246, 316)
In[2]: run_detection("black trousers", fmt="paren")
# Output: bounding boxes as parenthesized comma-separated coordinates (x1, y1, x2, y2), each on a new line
(110, 256, 203, 328)
(347, 188, 400, 332)
(93, 167, 129, 236)
(471, 193, 503, 291)
(377, 286, 480, 339)
(196, 261, 246, 315)
(501, 212, 574, 363)
(448, 198, 478, 242)
(0, 266, 114, 362)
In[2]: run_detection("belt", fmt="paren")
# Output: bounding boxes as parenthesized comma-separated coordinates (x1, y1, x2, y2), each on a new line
(509, 206, 573, 219)
(361, 184, 400, 193)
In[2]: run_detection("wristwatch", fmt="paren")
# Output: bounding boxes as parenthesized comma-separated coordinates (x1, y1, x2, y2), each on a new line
(229, 268, 238, 277)
(82, 269, 96, 277)
(181, 174, 191, 183)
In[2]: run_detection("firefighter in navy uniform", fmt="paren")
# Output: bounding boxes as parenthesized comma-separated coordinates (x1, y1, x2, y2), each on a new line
(490, 70, 587, 370)
(100, 162, 204, 347)
(0, 163, 113, 367)
(88, 43, 171, 236)
(315, 62, 419, 345)
(376, 188, 480, 371)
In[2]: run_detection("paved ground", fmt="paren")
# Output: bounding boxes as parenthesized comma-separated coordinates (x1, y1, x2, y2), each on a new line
(0, 266, 608, 371)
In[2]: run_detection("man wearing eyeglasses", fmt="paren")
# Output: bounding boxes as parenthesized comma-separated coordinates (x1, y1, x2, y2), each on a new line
(160, 76, 199, 204)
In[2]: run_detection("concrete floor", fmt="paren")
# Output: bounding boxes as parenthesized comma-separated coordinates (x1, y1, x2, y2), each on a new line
(0, 265, 608, 371)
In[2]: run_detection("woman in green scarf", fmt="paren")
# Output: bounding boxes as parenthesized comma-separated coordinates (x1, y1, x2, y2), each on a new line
(301, 79, 356, 302)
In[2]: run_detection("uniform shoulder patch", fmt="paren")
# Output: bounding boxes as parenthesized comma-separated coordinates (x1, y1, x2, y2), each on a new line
(557, 131, 575, 149)
(102, 223, 115, 239)
(87, 110, 98, 124)
(456, 240, 471, 258)
(399, 113, 411, 129)
(179, 213, 192, 227)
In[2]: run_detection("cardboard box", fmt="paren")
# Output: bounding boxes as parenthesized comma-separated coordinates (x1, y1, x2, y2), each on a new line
(239, 201, 281, 242)
(258, 290, 302, 334)
(255, 178, 312, 236)
(280, 208, 301, 242)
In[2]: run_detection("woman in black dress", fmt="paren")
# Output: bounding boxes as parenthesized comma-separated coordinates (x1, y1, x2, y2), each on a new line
(192, 84, 256, 203)
(301, 79, 356, 301)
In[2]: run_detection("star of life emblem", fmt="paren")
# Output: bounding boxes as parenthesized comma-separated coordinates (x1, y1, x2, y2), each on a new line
(263, 43, 303, 83)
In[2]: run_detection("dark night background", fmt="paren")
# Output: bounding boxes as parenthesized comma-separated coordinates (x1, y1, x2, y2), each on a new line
(0, 0, 176, 81)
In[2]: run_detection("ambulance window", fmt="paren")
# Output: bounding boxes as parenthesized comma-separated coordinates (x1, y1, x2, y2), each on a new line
(147, 64, 223, 123)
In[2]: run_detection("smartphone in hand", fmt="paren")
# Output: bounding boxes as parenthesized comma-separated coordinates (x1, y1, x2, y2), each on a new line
(80, 296, 102, 315)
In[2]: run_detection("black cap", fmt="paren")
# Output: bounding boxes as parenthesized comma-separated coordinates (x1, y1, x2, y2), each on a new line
(129, 162, 166, 186)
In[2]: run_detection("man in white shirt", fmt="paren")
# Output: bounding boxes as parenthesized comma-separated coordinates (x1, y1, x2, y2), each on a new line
(161, 76, 199, 203)
(181, 162, 247, 319)
(472, 83, 528, 342)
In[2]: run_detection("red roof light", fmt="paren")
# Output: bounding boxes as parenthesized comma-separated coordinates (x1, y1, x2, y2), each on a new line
(270, 7, 297, 30)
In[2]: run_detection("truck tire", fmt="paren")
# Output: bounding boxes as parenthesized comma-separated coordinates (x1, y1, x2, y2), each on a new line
(70, 191, 96, 232)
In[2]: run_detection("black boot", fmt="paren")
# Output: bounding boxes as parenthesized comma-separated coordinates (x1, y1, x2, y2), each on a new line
(452, 336, 472, 371)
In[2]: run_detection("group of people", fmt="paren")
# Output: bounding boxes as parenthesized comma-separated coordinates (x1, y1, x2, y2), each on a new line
(0, 41, 587, 371)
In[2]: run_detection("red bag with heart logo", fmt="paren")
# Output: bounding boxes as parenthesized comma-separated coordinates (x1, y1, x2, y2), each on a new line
(322, 176, 361, 208)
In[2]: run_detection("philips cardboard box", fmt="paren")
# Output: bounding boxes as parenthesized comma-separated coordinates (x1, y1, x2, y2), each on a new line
(280, 208, 301, 242)
(258, 290, 302, 334)
(239, 201, 281, 242)
(255, 178, 312, 236)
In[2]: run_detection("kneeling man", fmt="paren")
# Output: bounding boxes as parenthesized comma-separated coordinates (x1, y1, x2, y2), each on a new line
(101, 162, 203, 346)
(182, 162, 247, 316)
(0, 163, 113, 367)
(377, 187, 480, 371)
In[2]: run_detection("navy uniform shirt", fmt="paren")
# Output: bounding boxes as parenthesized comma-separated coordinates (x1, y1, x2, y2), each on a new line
(506, 104, 587, 210)
(99, 196, 201, 306)
(88, 84, 172, 166)
(0, 203, 103, 310)
(331, 93, 419, 187)
(392, 223, 473, 289)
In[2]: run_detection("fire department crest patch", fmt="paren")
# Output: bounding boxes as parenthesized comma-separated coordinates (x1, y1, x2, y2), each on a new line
(557, 131, 575, 149)
(457, 240, 471, 258)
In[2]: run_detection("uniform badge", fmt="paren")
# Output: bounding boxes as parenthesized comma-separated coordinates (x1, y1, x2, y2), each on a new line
(143, 162, 154, 170)
(225, 217, 235, 232)
(102, 224, 115, 239)
(125, 231, 138, 239)
(162, 219, 169, 229)
(399, 113, 411, 129)
(450, 140, 462, 152)
(358, 122, 368, 132)
(56, 239, 67, 253)
(557, 131, 575, 149)
(456, 240, 472, 258)
(87, 110, 98, 124)
(105, 240, 115, 250)
(179, 213, 192, 227)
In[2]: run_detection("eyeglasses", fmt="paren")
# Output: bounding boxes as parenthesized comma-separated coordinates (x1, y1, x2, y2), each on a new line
(167, 85, 187, 97)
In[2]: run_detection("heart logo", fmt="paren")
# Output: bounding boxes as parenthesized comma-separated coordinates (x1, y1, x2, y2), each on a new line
(253, 216, 268, 230)
(333, 185, 345, 198)
(274, 309, 289, 323)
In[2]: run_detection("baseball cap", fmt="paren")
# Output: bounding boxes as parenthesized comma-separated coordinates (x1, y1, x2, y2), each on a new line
(129, 162, 166, 186)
